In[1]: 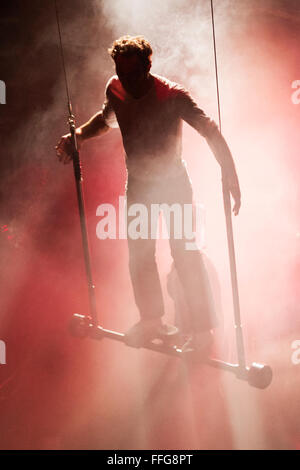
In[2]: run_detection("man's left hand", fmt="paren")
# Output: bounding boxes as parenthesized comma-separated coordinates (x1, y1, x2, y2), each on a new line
(230, 183, 241, 216)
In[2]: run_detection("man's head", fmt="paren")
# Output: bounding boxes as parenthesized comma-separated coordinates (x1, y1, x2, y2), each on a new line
(108, 35, 153, 95)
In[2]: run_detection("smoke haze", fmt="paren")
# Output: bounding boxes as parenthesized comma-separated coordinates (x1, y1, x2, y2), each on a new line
(0, 0, 299, 450)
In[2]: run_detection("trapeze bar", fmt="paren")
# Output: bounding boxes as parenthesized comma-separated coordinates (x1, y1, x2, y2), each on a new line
(70, 314, 272, 389)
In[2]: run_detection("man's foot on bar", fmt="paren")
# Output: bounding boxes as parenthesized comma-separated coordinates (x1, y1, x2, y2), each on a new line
(181, 330, 213, 356)
(124, 318, 178, 347)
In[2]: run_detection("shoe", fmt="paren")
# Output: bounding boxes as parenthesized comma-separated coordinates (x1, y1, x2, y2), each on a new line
(124, 318, 178, 348)
(180, 330, 213, 356)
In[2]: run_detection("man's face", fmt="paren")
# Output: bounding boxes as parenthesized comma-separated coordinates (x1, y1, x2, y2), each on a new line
(115, 54, 149, 95)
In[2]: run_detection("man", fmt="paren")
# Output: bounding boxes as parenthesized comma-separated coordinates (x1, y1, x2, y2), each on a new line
(56, 35, 241, 352)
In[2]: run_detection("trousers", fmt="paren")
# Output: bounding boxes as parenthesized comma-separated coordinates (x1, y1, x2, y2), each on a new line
(126, 167, 217, 332)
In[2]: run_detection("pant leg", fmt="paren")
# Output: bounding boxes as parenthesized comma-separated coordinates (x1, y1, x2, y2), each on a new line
(164, 170, 218, 332)
(169, 243, 217, 331)
(126, 177, 165, 320)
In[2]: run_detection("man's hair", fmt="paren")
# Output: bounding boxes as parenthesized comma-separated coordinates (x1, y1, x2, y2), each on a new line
(108, 35, 152, 69)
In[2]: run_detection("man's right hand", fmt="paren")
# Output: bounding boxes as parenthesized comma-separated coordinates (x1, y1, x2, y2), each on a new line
(55, 133, 82, 164)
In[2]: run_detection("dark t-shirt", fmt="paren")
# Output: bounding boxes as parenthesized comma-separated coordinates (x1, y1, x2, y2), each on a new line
(102, 73, 218, 180)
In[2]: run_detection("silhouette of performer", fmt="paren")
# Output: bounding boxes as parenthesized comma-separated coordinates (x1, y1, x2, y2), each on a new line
(56, 36, 241, 352)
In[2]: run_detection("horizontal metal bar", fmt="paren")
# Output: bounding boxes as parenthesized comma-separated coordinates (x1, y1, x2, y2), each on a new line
(88, 324, 182, 357)
(90, 325, 125, 342)
(85, 323, 248, 377)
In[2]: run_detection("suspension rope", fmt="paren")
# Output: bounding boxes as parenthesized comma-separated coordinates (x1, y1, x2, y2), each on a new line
(210, 0, 222, 134)
(54, 0, 72, 112)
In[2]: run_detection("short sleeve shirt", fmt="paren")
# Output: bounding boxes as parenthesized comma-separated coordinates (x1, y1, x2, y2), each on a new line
(102, 74, 217, 180)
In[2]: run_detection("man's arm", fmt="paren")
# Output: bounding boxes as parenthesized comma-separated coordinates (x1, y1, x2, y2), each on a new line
(205, 127, 241, 216)
(55, 111, 111, 164)
(77, 111, 111, 140)
(176, 86, 241, 215)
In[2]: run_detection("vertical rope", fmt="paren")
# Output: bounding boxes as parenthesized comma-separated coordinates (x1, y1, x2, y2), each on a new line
(54, 0, 72, 112)
(210, 0, 222, 134)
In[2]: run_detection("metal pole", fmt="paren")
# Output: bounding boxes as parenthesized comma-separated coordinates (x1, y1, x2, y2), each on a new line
(210, 0, 246, 371)
(221, 176, 246, 370)
(55, 0, 98, 325)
